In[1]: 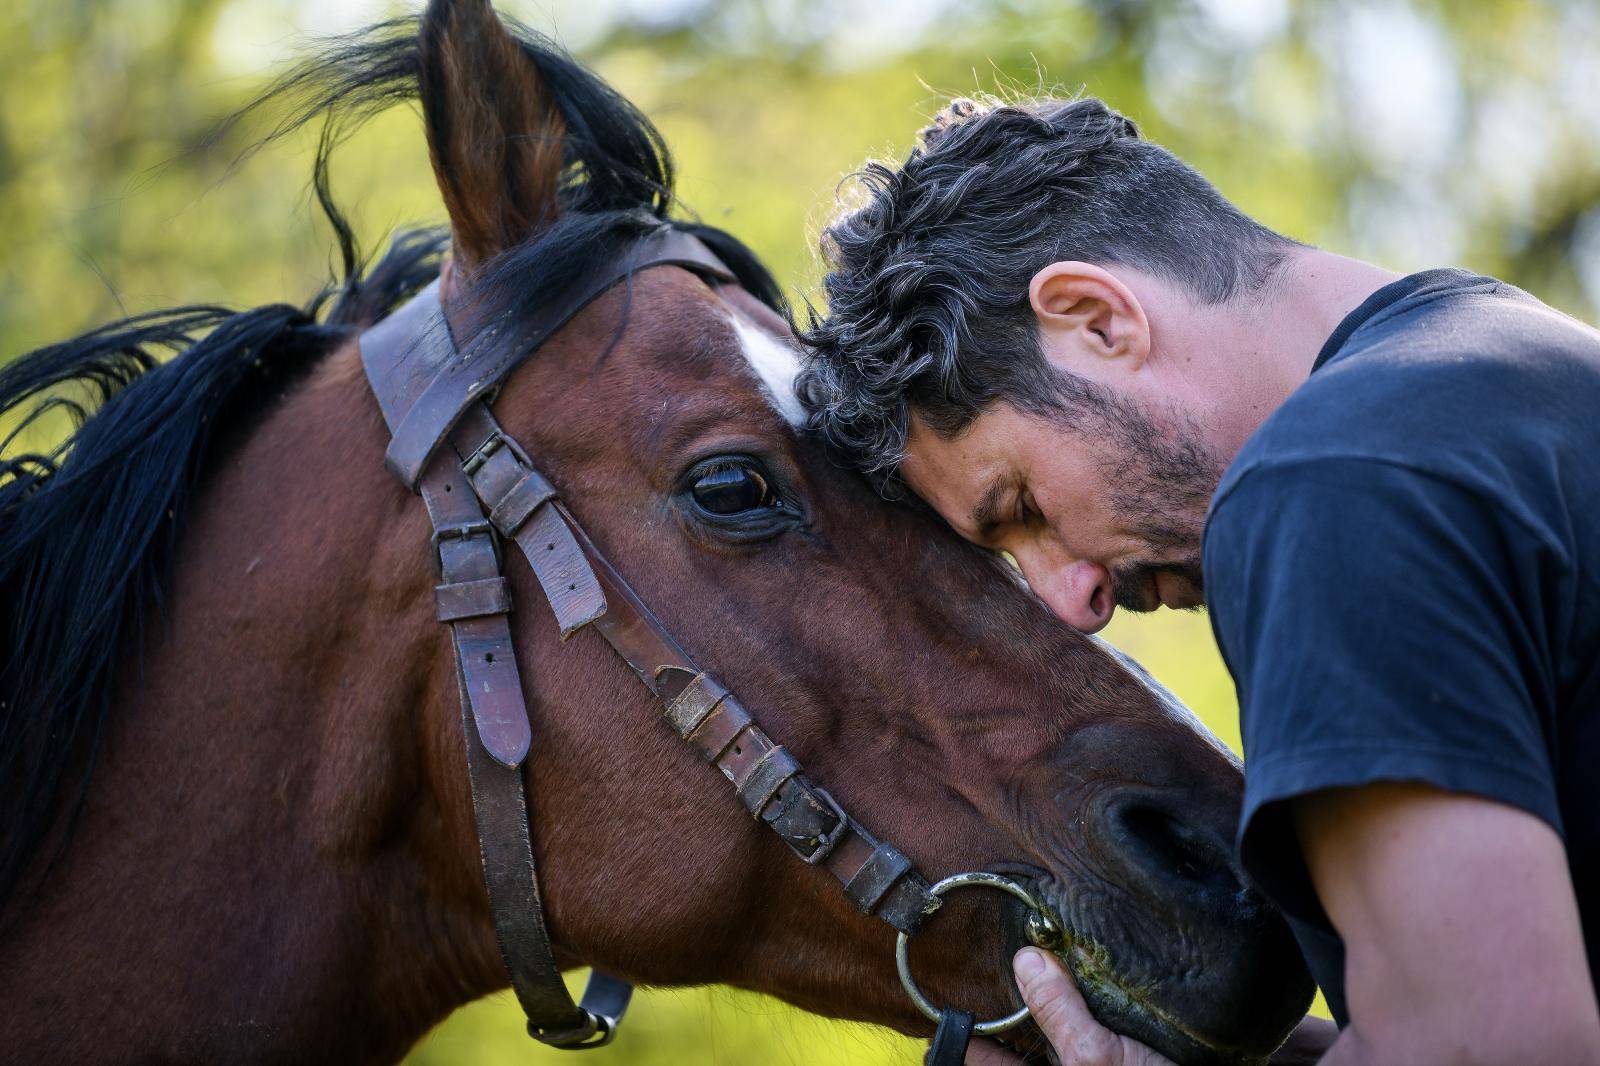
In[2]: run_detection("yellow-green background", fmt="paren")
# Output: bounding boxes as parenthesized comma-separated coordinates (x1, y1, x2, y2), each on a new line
(3, 1, 1597, 1062)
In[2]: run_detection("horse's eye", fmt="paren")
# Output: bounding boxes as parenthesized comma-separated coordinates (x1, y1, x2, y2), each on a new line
(691, 463, 776, 516)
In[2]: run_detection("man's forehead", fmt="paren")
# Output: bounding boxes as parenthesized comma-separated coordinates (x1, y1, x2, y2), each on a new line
(902, 411, 1015, 537)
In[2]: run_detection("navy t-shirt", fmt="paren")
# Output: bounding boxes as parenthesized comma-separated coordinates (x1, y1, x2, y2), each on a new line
(1203, 269, 1600, 1023)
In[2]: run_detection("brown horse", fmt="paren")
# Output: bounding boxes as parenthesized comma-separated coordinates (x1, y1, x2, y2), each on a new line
(0, 4, 1312, 1063)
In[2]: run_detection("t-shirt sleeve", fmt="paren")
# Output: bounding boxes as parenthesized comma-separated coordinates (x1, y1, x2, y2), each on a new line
(1205, 456, 1561, 934)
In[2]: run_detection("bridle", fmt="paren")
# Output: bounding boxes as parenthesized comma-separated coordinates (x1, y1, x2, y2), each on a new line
(357, 225, 1057, 1065)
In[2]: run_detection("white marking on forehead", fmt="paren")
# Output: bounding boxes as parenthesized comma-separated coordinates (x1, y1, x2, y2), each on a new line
(1090, 634, 1242, 767)
(728, 314, 806, 427)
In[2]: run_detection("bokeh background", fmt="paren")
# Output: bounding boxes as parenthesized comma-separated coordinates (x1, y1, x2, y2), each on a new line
(3, 0, 1598, 1062)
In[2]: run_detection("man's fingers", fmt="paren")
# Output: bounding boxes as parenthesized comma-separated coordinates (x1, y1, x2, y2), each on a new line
(1015, 948, 1091, 1042)
(1014, 948, 1119, 1064)
(946, 954, 1100, 1066)
(1008, 948, 1182, 1066)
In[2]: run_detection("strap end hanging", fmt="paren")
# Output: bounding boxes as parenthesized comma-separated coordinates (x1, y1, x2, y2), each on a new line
(518, 500, 608, 639)
(528, 971, 635, 1050)
(528, 1010, 613, 1050)
(925, 1009, 977, 1066)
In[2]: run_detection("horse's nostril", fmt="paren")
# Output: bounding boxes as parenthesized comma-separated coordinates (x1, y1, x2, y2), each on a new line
(1115, 800, 1239, 896)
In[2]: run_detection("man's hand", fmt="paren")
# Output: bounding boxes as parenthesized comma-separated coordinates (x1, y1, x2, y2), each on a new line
(962, 952, 1331, 1065)
(963, 783, 1600, 1066)
(962, 950, 1334, 1066)
(964, 949, 1177, 1066)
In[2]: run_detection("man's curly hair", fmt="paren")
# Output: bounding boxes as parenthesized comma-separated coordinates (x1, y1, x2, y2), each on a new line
(797, 95, 1294, 491)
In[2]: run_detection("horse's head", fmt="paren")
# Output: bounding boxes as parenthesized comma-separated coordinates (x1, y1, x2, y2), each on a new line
(375, 4, 1312, 1062)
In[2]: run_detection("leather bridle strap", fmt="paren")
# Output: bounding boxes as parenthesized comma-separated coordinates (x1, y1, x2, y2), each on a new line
(426, 456, 633, 1045)
(925, 1010, 977, 1066)
(358, 226, 940, 1051)
(363, 274, 631, 1046)
(382, 228, 740, 490)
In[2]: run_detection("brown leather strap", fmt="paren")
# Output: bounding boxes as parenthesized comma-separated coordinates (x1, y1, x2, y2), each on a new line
(421, 454, 617, 1043)
(435, 576, 511, 623)
(363, 281, 631, 1050)
(925, 1009, 977, 1066)
(385, 228, 736, 489)
(423, 465, 530, 770)
(451, 405, 606, 638)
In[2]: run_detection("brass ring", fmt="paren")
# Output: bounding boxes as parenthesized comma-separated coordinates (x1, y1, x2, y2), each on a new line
(894, 871, 1052, 1036)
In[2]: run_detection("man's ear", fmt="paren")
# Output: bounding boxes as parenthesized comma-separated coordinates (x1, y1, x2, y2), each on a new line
(418, 0, 564, 274)
(1028, 262, 1151, 371)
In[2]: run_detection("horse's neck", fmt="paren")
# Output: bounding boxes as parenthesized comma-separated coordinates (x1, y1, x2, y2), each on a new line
(0, 341, 501, 1064)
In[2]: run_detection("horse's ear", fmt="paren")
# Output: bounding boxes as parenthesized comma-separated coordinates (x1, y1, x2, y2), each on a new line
(418, 0, 565, 272)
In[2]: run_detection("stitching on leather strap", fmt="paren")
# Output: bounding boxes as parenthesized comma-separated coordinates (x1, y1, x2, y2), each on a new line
(665, 672, 729, 737)
(735, 745, 801, 818)
(844, 843, 915, 915)
(435, 576, 513, 622)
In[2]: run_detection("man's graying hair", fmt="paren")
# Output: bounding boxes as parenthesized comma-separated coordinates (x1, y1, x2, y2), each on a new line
(797, 95, 1294, 489)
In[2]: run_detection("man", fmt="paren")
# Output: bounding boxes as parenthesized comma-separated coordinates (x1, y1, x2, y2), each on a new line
(798, 96, 1600, 1064)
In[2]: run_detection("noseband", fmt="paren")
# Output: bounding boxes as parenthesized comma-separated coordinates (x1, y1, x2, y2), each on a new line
(357, 226, 1050, 1063)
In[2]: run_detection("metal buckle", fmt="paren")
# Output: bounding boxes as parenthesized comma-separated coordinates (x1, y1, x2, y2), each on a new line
(894, 871, 1060, 1037)
(798, 787, 851, 866)
(430, 518, 500, 573)
(529, 1009, 619, 1050)
(461, 427, 531, 479)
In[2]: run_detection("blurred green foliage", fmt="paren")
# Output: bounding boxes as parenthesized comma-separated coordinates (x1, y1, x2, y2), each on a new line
(3, 0, 1595, 1061)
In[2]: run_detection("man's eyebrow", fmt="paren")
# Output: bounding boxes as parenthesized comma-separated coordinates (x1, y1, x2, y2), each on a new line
(969, 472, 1016, 541)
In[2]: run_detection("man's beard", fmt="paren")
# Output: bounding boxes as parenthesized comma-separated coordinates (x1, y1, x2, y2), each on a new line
(1077, 391, 1225, 612)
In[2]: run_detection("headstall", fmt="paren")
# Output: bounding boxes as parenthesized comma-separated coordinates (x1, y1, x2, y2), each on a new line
(357, 225, 1055, 1065)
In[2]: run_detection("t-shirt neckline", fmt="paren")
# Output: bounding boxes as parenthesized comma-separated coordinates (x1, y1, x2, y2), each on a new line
(1312, 268, 1476, 372)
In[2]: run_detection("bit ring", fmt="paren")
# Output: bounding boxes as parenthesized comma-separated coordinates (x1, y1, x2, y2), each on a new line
(894, 871, 1054, 1036)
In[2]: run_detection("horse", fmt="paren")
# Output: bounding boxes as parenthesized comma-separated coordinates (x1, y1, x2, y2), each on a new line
(0, 3, 1312, 1063)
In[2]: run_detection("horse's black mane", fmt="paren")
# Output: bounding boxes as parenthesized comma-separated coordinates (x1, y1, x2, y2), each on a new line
(0, 16, 783, 916)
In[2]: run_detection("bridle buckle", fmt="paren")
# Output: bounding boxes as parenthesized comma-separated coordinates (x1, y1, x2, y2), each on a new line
(799, 787, 851, 865)
(430, 517, 501, 573)
(462, 427, 531, 478)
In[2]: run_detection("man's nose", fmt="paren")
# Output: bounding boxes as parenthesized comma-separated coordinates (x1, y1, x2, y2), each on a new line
(1021, 555, 1115, 633)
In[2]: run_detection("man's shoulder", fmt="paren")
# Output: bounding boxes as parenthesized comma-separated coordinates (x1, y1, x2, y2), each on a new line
(1215, 280, 1600, 516)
